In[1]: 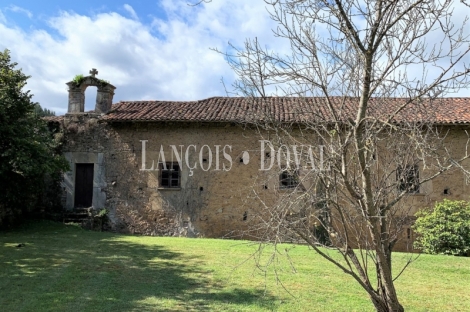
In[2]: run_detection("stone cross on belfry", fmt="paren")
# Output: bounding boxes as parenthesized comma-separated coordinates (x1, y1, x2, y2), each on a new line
(89, 68, 98, 77)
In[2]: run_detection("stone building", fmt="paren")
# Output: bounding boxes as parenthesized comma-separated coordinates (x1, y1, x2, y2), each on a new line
(47, 71, 470, 251)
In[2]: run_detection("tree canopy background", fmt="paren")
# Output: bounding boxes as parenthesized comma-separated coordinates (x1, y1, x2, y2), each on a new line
(0, 49, 68, 227)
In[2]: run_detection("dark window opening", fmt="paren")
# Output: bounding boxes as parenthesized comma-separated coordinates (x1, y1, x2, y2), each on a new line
(280, 170, 299, 189)
(243, 211, 247, 221)
(264, 185, 268, 190)
(199, 187, 204, 191)
(444, 188, 449, 195)
(397, 165, 419, 193)
(407, 228, 411, 239)
(266, 152, 270, 158)
(159, 162, 181, 188)
(240, 157, 244, 163)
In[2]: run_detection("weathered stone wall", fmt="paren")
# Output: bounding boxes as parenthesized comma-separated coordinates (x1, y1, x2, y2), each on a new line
(66, 75, 115, 114)
(392, 126, 470, 251)
(59, 115, 276, 237)
(58, 115, 470, 250)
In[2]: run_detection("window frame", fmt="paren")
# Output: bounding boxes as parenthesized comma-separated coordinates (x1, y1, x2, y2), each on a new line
(397, 164, 420, 194)
(158, 162, 181, 189)
(279, 169, 299, 189)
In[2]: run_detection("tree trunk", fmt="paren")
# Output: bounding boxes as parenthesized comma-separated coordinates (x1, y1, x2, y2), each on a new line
(373, 249, 405, 312)
(371, 295, 404, 312)
(362, 268, 404, 312)
(371, 292, 404, 312)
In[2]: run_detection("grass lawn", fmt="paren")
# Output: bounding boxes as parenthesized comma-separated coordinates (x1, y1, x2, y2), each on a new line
(1, 221, 469, 311)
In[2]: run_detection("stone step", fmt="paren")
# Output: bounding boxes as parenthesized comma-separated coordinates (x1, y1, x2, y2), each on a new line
(63, 218, 88, 223)
(63, 212, 89, 218)
(63, 209, 93, 224)
(74, 207, 92, 212)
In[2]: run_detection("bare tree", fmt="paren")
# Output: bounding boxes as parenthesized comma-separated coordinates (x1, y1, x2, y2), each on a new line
(215, 0, 470, 311)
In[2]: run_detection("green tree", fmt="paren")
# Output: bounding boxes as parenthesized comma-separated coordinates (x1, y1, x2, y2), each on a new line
(413, 200, 470, 256)
(0, 49, 68, 227)
(34, 103, 56, 117)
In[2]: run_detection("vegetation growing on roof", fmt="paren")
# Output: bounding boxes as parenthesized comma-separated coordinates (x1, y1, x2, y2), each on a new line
(71, 74, 85, 86)
(71, 74, 110, 87)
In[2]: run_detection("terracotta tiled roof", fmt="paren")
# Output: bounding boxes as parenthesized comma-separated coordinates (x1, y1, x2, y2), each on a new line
(101, 97, 470, 124)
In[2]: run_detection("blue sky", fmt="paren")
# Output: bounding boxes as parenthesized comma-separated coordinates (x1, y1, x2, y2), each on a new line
(2, 1, 175, 36)
(1, 1, 469, 114)
(1, 0, 275, 113)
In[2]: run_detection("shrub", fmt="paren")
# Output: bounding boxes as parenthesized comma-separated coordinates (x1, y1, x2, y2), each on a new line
(413, 199, 470, 256)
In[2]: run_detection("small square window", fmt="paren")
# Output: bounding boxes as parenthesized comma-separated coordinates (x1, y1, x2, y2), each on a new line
(279, 170, 299, 189)
(159, 162, 181, 188)
(397, 165, 419, 193)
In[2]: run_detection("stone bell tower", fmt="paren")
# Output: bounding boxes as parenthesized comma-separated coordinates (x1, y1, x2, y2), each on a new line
(66, 68, 116, 114)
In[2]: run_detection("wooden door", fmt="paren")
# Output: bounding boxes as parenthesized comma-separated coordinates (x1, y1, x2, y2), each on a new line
(74, 163, 94, 208)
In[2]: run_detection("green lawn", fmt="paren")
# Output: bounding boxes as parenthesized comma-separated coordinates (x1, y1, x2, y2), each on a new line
(1, 221, 469, 311)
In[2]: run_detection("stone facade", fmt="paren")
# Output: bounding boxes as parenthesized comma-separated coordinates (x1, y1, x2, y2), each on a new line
(53, 73, 470, 251)
(57, 114, 470, 246)
(59, 115, 275, 237)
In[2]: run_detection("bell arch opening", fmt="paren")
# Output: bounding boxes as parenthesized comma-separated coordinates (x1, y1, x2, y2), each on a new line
(85, 86, 98, 112)
(66, 68, 116, 114)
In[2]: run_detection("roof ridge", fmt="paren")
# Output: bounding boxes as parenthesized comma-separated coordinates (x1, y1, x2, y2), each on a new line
(96, 97, 470, 124)
(115, 96, 470, 104)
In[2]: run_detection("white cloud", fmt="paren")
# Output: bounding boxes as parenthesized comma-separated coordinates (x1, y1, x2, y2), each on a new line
(0, 1, 468, 115)
(0, 1, 280, 114)
(7, 5, 33, 19)
(123, 4, 138, 20)
(0, 10, 6, 24)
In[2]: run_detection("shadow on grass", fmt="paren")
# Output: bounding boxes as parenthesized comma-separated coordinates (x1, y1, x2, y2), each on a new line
(0, 221, 278, 311)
